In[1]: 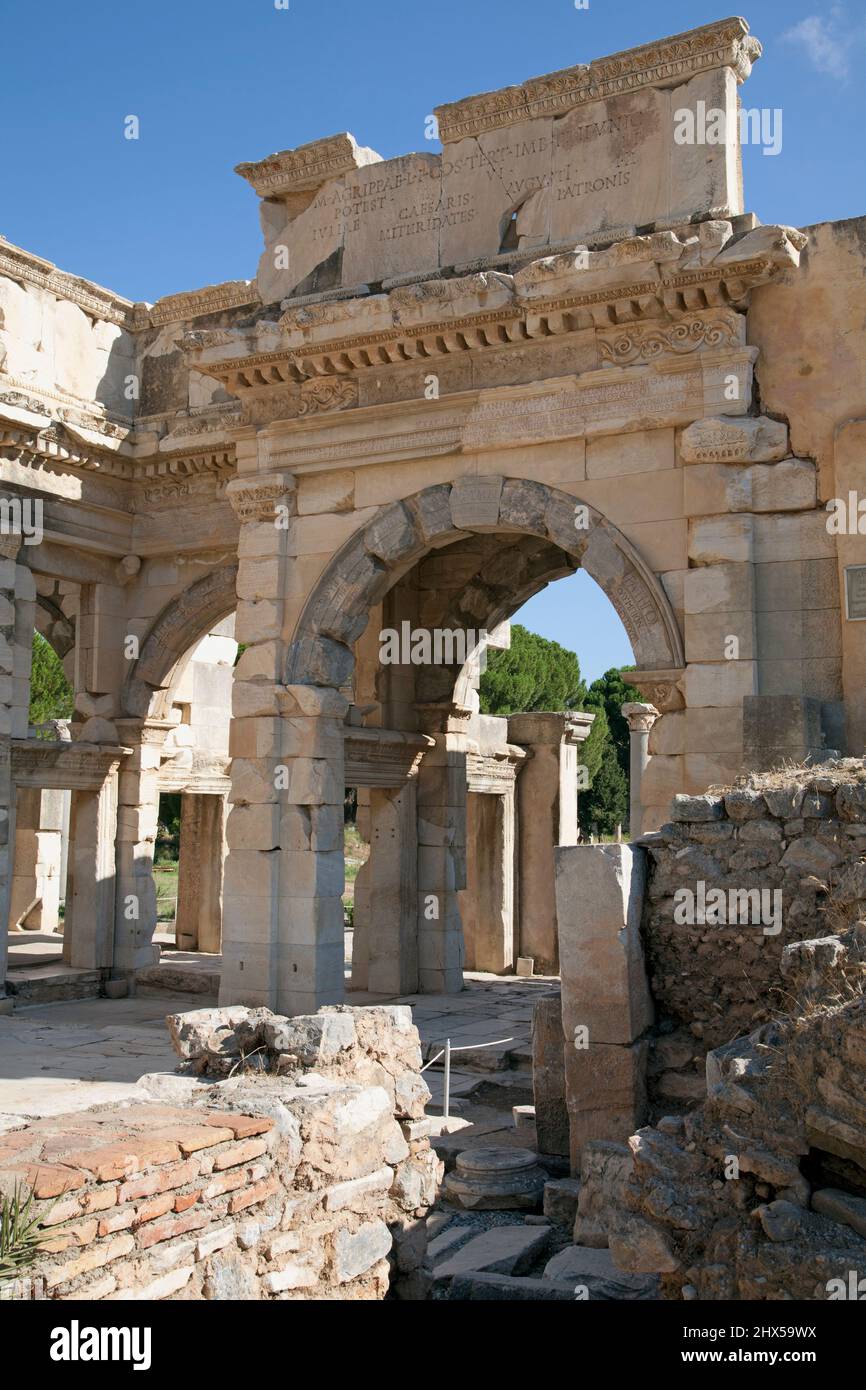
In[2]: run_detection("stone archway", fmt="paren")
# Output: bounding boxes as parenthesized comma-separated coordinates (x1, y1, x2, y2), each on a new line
(121, 564, 239, 718)
(220, 478, 684, 1014)
(286, 477, 684, 690)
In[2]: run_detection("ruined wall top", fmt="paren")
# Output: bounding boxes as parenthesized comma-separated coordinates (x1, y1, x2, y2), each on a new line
(237, 17, 761, 304)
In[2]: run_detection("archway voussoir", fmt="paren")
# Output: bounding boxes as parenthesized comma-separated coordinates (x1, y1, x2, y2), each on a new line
(581, 526, 630, 588)
(363, 501, 424, 565)
(286, 634, 354, 688)
(498, 478, 549, 534)
(544, 490, 595, 554)
(450, 476, 503, 530)
(412, 484, 454, 544)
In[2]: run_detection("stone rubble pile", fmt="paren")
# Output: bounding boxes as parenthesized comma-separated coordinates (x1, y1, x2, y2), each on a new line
(1, 1004, 442, 1301)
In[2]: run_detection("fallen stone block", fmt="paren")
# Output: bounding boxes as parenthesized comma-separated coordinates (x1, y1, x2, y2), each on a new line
(812, 1187, 866, 1240)
(433, 1223, 552, 1281)
(543, 1244, 659, 1300)
(448, 1273, 579, 1301)
(543, 1177, 582, 1231)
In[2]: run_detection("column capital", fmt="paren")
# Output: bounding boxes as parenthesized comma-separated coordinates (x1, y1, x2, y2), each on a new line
(622, 702, 660, 735)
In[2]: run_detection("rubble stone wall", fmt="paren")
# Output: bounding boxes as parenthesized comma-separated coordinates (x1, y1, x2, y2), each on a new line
(640, 761, 866, 1108)
(569, 764, 866, 1300)
(0, 1004, 441, 1302)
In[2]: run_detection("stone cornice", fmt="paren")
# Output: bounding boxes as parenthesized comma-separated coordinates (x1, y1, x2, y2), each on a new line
(344, 727, 434, 788)
(184, 230, 792, 411)
(12, 738, 131, 790)
(235, 133, 382, 199)
(0, 239, 137, 328)
(435, 18, 761, 142)
(0, 408, 238, 490)
(144, 281, 261, 327)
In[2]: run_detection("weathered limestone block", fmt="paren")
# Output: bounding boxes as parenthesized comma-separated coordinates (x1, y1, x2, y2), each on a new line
(714, 224, 807, 273)
(689, 515, 755, 565)
(532, 993, 569, 1158)
(564, 1043, 649, 1176)
(574, 1140, 633, 1248)
(555, 844, 654, 1046)
(680, 414, 789, 463)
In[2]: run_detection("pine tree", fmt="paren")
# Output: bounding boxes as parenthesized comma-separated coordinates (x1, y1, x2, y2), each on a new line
(28, 633, 73, 726)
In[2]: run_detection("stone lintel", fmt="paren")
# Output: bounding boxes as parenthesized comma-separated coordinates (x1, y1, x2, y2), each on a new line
(508, 711, 595, 748)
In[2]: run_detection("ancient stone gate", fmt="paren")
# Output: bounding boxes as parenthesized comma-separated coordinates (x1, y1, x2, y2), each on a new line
(1, 17, 864, 1015)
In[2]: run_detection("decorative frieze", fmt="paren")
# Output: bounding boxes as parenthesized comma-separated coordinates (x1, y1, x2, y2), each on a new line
(298, 377, 359, 416)
(226, 472, 296, 524)
(598, 310, 744, 366)
(434, 18, 761, 142)
(235, 133, 381, 198)
(147, 281, 260, 327)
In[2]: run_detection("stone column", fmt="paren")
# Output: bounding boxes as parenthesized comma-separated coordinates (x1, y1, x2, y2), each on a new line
(463, 791, 513, 975)
(621, 703, 659, 840)
(112, 719, 168, 979)
(6, 787, 62, 932)
(175, 793, 226, 954)
(554, 842, 654, 1173)
(415, 713, 468, 994)
(508, 712, 594, 975)
(364, 782, 419, 995)
(64, 767, 121, 970)
(0, 541, 35, 1000)
(7, 786, 42, 930)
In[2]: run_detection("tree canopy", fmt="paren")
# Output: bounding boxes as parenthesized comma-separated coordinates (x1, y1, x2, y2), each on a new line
(479, 630, 641, 835)
(28, 632, 73, 726)
(478, 624, 585, 715)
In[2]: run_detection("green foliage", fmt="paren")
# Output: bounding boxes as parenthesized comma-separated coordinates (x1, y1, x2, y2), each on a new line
(479, 629, 638, 836)
(579, 737, 629, 836)
(155, 793, 181, 866)
(0, 1184, 51, 1283)
(479, 624, 586, 715)
(583, 666, 643, 778)
(28, 633, 73, 726)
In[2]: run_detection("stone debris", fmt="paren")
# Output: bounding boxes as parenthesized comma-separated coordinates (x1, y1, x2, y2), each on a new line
(0, 1005, 442, 1303)
(448, 1273, 578, 1301)
(542, 1177, 582, 1231)
(542, 1244, 659, 1300)
(433, 1223, 551, 1281)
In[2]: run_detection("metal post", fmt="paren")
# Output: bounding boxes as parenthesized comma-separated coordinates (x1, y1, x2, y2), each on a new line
(443, 1038, 451, 1121)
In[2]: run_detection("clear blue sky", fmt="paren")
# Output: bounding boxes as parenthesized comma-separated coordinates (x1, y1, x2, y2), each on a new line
(2, 0, 863, 681)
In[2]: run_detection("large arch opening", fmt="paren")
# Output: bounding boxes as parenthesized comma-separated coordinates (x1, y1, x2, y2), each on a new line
(277, 477, 683, 1001)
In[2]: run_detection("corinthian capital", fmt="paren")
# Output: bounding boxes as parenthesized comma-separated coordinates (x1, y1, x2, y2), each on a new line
(621, 702, 660, 735)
